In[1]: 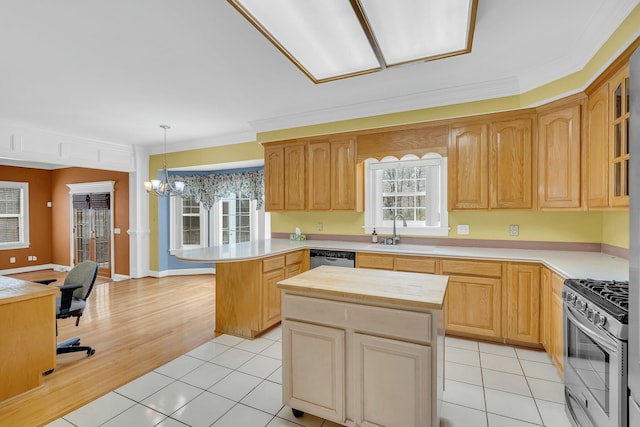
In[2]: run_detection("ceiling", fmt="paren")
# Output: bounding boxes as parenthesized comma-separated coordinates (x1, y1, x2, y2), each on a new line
(0, 0, 638, 154)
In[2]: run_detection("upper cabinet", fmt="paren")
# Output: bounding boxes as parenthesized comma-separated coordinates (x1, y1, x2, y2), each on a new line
(264, 137, 360, 212)
(448, 123, 489, 209)
(489, 117, 535, 209)
(610, 64, 630, 207)
(449, 114, 535, 211)
(587, 63, 630, 209)
(537, 101, 583, 209)
(264, 142, 306, 211)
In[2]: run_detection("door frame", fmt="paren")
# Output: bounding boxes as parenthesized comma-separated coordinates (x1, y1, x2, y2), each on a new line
(67, 181, 115, 278)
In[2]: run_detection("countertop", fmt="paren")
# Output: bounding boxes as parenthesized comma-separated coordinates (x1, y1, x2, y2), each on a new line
(174, 238, 629, 281)
(0, 276, 58, 305)
(277, 265, 448, 310)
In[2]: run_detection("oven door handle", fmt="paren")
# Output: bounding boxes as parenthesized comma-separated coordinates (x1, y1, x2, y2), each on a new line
(565, 305, 617, 353)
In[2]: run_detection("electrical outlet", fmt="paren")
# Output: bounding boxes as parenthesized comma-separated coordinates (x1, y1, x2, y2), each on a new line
(27, 256, 32, 261)
(509, 224, 519, 236)
(32, 255, 37, 261)
(9, 257, 15, 263)
(457, 224, 470, 235)
(317, 222, 323, 231)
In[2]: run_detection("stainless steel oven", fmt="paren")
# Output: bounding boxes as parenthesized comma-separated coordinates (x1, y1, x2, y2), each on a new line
(562, 279, 629, 427)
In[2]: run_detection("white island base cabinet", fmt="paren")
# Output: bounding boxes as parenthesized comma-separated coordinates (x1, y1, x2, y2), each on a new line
(281, 292, 443, 427)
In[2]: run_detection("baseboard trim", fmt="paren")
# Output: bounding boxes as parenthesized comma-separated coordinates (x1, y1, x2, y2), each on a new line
(0, 263, 70, 276)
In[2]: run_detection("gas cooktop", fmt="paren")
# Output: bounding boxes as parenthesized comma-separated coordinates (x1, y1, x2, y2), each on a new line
(564, 278, 628, 323)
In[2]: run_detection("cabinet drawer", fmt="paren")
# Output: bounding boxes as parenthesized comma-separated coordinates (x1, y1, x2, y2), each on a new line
(441, 259, 502, 278)
(356, 252, 394, 270)
(282, 293, 432, 344)
(285, 251, 304, 266)
(394, 256, 437, 274)
(263, 256, 285, 273)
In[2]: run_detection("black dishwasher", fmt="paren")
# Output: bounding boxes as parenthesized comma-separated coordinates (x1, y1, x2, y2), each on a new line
(309, 249, 356, 269)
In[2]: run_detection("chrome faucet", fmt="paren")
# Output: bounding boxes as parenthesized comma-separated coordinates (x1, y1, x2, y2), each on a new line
(392, 214, 407, 244)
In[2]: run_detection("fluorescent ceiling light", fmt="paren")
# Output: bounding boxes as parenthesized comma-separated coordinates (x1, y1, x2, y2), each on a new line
(229, 0, 477, 83)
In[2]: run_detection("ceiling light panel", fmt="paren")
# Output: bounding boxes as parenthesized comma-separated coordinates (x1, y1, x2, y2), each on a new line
(357, 0, 477, 66)
(230, 0, 381, 82)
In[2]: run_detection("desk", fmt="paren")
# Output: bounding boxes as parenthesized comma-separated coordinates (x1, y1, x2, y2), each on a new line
(0, 276, 57, 401)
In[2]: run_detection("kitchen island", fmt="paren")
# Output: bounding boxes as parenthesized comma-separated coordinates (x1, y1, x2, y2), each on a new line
(277, 265, 448, 427)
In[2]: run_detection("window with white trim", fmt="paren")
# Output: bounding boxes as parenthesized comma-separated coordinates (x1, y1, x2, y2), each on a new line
(170, 196, 208, 251)
(0, 181, 29, 249)
(364, 154, 448, 237)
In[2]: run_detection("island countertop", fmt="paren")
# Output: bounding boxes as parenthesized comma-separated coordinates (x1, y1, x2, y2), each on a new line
(277, 265, 448, 310)
(174, 238, 628, 281)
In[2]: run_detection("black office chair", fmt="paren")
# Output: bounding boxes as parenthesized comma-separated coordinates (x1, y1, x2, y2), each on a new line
(35, 260, 99, 357)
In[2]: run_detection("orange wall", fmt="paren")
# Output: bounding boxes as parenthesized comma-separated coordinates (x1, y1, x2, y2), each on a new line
(51, 168, 130, 276)
(0, 166, 53, 269)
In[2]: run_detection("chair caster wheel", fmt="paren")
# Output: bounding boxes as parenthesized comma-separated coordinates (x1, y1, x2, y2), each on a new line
(87, 349, 95, 355)
(292, 408, 304, 418)
(44, 369, 54, 375)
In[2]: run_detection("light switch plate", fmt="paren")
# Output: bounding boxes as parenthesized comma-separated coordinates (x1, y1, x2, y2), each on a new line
(457, 224, 470, 235)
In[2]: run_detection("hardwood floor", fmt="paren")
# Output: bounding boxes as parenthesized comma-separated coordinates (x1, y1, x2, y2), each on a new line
(0, 271, 217, 427)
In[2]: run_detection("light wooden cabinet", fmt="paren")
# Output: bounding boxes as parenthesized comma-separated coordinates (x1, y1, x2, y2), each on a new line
(550, 272, 565, 375)
(441, 259, 503, 339)
(610, 64, 630, 207)
(506, 263, 540, 343)
(307, 140, 331, 210)
(540, 267, 552, 352)
(283, 319, 345, 422)
(490, 117, 535, 209)
(330, 138, 357, 210)
(216, 250, 308, 338)
(263, 142, 306, 211)
(264, 145, 285, 211)
(449, 123, 489, 209)
(356, 252, 395, 270)
(353, 333, 431, 427)
(537, 102, 583, 209)
(587, 84, 610, 208)
(281, 288, 441, 427)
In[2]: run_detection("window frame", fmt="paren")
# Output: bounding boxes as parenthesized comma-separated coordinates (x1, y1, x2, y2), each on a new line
(0, 181, 30, 250)
(169, 196, 208, 253)
(363, 154, 449, 237)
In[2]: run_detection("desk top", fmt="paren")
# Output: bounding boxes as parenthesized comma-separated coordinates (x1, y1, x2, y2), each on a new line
(277, 265, 449, 310)
(0, 276, 58, 305)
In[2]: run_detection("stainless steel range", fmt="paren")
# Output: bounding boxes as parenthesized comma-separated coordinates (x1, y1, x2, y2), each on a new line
(562, 278, 629, 427)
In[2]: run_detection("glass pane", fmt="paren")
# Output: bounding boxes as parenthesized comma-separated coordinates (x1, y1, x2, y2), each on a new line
(240, 199, 250, 211)
(0, 217, 19, 242)
(614, 162, 622, 197)
(615, 83, 622, 118)
(397, 196, 415, 207)
(398, 179, 416, 192)
(416, 208, 426, 221)
(222, 216, 228, 228)
(625, 118, 629, 155)
(383, 180, 395, 192)
(382, 208, 396, 220)
(222, 203, 229, 214)
(614, 123, 622, 158)
(383, 196, 396, 208)
(625, 77, 630, 114)
(416, 195, 426, 207)
(625, 159, 629, 197)
(0, 188, 21, 215)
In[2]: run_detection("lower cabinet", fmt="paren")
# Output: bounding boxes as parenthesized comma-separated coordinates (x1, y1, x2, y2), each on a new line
(441, 259, 503, 339)
(550, 272, 565, 374)
(281, 292, 440, 427)
(506, 264, 540, 343)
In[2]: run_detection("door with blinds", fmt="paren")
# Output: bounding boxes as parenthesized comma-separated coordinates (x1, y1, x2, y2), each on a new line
(72, 192, 111, 277)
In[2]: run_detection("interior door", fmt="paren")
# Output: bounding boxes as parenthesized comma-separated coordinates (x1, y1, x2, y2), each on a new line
(72, 193, 111, 277)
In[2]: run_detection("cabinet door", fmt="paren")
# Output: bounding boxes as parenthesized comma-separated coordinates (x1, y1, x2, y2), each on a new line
(284, 143, 306, 210)
(308, 140, 331, 210)
(449, 124, 489, 209)
(610, 64, 630, 207)
(550, 273, 565, 375)
(282, 320, 345, 423)
(445, 275, 502, 338)
(353, 333, 431, 427)
(540, 267, 551, 351)
(330, 137, 357, 210)
(262, 268, 285, 330)
(587, 84, 610, 208)
(356, 252, 394, 270)
(538, 104, 582, 209)
(264, 145, 284, 211)
(506, 264, 540, 343)
(490, 118, 534, 209)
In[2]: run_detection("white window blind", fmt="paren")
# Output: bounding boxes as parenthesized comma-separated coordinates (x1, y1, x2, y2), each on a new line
(0, 182, 29, 249)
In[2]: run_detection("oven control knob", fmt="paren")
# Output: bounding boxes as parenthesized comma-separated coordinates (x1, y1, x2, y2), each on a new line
(577, 300, 587, 312)
(594, 313, 606, 327)
(586, 308, 594, 322)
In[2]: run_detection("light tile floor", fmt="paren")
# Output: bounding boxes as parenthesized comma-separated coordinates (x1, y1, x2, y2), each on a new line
(46, 330, 572, 427)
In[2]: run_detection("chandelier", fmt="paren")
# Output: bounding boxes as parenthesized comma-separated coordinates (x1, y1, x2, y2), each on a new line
(144, 125, 186, 197)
